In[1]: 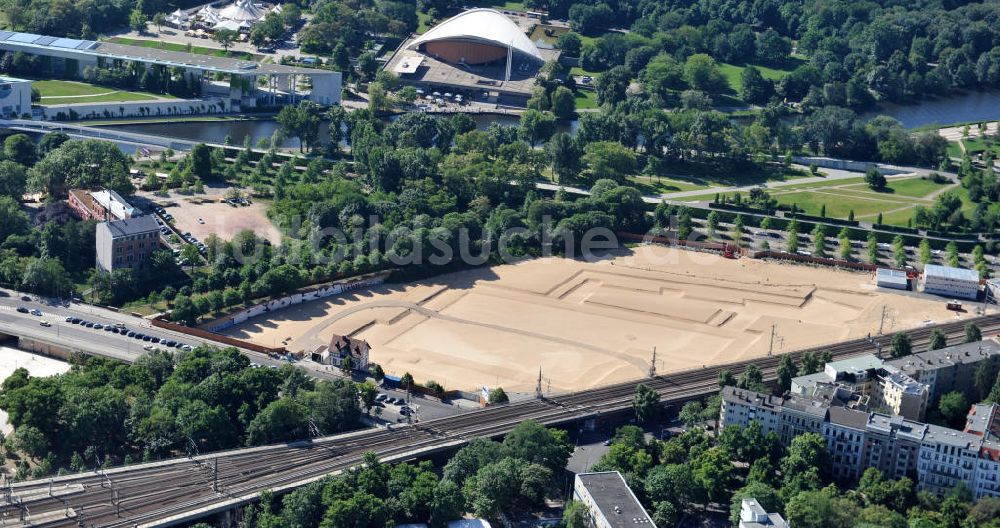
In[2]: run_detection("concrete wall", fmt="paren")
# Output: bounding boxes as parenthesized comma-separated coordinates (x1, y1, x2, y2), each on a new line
(309, 72, 342, 106)
(0, 79, 31, 118)
(17, 337, 74, 360)
(793, 156, 909, 175)
(206, 272, 388, 332)
(42, 97, 229, 121)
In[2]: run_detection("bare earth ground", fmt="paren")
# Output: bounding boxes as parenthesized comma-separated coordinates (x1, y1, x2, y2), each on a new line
(223, 246, 973, 393)
(140, 186, 283, 245)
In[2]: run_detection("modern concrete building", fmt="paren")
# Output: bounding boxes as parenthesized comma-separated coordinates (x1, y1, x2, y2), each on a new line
(737, 498, 788, 528)
(0, 31, 340, 110)
(95, 216, 160, 272)
(573, 472, 655, 528)
(921, 264, 980, 300)
(68, 189, 137, 222)
(384, 8, 559, 105)
(876, 268, 909, 290)
(0, 76, 31, 118)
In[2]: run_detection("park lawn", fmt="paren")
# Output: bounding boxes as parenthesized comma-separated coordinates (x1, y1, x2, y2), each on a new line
(946, 141, 964, 158)
(570, 65, 602, 77)
(771, 190, 902, 219)
(574, 90, 598, 109)
(34, 80, 120, 97)
(766, 177, 865, 191)
(883, 177, 952, 198)
(878, 208, 918, 226)
(106, 37, 260, 61)
(627, 175, 709, 194)
(718, 60, 800, 93)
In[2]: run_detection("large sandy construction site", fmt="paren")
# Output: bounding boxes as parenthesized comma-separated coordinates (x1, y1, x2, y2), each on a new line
(222, 246, 973, 392)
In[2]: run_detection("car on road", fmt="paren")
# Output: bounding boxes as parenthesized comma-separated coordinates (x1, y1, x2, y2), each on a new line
(20, 295, 31, 301)
(16, 306, 28, 313)
(85, 322, 95, 328)
(65, 316, 73, 322)
(93, 323, 103, 329)
(376, 394, 387, 402)
(126, 331, 136, 337)
(39, 321, 51, 327)
(29, 308, 41, 316)
(103, 326, 113, 332)
(70, 318, 81, 324)
(384, 397, 396, 405)
(143, 344, 154, 351)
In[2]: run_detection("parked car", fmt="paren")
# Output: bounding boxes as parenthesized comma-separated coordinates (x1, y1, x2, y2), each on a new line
(29, 308, 41, 316)
(16, 306, 29, 313)
(39, 321, 51, 327)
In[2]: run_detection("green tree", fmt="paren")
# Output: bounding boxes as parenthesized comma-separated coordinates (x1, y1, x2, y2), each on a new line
(785, 489, 860, 528)
(838, 228, 852, 260)
(546, 132, 580, 183)
(706, 210, 720, 237)
(3, 134, 36, 166)
(964, 323, 983, 343)
(812, 223, 827, 257)
(691, 446, 734, 505)
(518, 110, 556, 146)
(28, 140, 133, 197)
(787, 220, 799, 253)
(865, 168, 887, 190)
(928, 329, 947, 350)
(777, 354, 796, 393)
(188, 144, 213, 180)
(938, 391, 968, 428)
(550, 86, 576, 119)
(561, 500, 588, 528)
(488, 387, 509, 404)
(0, 161, 27, 200)
(582, 141, 636, 183)
(213, 29, 238, 53)
(892, 235, 906, 267)
(919, 238, 932, 265)
(128, 7, 147, 32)
(946, 241, 960, 267)
(973, 359, 994, 401)
(683, 54, 727, 93)
(867, 231, 879, 264)
(633, 383, 660, 424)
(246, 397, 309, 445)
(891, 332, 912, 358)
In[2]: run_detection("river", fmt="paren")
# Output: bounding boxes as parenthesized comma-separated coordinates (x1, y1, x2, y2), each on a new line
(96, 89, 1000, 147)
(98, 113, 571, 150)
(859, 89, 1000, 128)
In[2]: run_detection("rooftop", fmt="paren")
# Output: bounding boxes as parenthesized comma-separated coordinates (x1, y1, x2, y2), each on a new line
(722, 386, 785, 410)
(965, 403, 1000, 441)
(0, 30, 330, 75)
(739, 498, 788, 528)
(876, 268, 909, 285)
(101, 215, 158, 238)
(885, 340, 1000, 375)
(575, 472, 654, 527)
(924, 423, 983, 449)
(827, 405, 870, 431)
(923, 264, 980, 282)
(825, 354, 885, 377)
(409, 8, 543, 62)
(91, 189, 136, 220)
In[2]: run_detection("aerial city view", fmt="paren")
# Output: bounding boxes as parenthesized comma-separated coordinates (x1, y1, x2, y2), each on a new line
(0, 0, 999, 527)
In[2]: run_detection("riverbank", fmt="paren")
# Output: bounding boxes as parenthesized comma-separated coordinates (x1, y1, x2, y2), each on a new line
(81, 114, 281, 126)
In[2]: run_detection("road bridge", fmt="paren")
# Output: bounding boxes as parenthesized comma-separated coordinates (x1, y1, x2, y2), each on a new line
(6, 313, 1000, 528)
(0, 119, 196, 151)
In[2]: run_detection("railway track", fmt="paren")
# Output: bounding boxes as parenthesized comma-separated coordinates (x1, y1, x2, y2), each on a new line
(7, 313, 1000, 528)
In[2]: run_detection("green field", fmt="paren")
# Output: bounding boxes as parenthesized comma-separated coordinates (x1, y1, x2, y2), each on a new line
(674, 175, 952, 227)
(34, 80, 118, 97)
(574, 90, 598, 109)
(35, 80, 166, 105)
(106, 37, 260, 61)
(718, 59, 802, 94)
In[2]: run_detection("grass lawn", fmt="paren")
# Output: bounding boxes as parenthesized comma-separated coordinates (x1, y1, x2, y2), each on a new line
(627, 175, 710, 194)
(417, 11, 435, 33)
(883, 177, 952, 198)
(718, 59, 802, 94)
(772, 190, 902, 219)
(41, 92, 159, 104)
(946, 141, 964, 158)
(34, 80, 119, 97)
(574, 90, 598, 109)
(570, 65, 602, 77)
(106, 37, 260, 61)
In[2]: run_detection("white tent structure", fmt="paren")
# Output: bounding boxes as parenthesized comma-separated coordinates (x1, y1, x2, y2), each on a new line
(198, 6, 222, 24)
(217, 0, 267, 23)
(408, 8, 543, 63)
(166, 9, 189, 27)
(212, 19, 249, 32)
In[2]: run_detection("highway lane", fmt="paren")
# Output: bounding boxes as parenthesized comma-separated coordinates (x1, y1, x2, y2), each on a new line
(7, 313, 999, 528)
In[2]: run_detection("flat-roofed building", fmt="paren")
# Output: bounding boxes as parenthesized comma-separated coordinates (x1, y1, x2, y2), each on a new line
(573, 472, 655, 528)
(922, 264, 980, 300)
(0, 76, 31, 118)
(68, 188, 137, 222)
(885, 340, 1000, 406)
(738, 498, 787, 528)
(877, 268, 909, 290)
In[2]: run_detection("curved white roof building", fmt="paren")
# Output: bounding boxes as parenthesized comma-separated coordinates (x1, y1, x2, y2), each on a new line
(408, 8, 542, 65)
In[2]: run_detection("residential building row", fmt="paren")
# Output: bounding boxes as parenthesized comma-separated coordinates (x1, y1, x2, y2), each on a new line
(572, 471, 655, 528)
(791, 340, 1000, 421)
(721, 384, 1000, 499)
